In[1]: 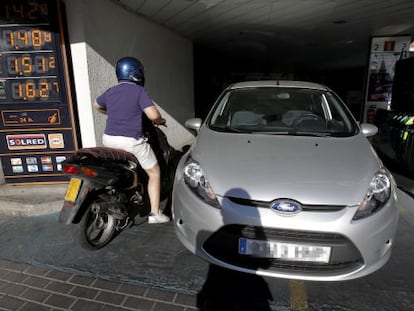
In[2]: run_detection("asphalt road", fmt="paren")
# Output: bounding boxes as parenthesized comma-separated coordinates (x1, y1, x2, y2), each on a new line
(0, 189, 413, 310)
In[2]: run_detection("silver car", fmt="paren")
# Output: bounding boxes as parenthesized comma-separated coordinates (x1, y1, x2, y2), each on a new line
(172, 80, 399, 281)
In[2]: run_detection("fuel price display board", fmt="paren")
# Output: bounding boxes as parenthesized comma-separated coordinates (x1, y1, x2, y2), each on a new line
(0, 0, 79, 183)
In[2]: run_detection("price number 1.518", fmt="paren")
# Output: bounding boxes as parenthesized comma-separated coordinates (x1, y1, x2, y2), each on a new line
(7, 54, 56, 76)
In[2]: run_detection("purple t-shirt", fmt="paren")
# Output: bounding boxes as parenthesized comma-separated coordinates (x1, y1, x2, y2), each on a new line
(96, 82, 154, 139)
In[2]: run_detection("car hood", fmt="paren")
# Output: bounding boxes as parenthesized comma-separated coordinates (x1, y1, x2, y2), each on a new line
(190, 127, 382, 206)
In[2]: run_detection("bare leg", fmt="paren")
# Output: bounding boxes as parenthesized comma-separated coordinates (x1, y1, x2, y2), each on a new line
(145, 163, 161, 215)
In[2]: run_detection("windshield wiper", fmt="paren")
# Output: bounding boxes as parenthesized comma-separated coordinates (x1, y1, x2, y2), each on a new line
(210, 124, 251, 133)
(287, 130, 333, 137)
(225, 126, 252, 133)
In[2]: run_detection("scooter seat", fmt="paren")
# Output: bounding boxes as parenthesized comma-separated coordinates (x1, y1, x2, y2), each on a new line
(76, 147, 138, 165)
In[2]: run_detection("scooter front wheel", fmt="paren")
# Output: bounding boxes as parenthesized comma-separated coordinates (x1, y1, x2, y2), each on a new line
(74, 201, 118, 250)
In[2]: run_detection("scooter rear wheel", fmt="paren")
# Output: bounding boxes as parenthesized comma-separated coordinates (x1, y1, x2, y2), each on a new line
(75, 200, 118, 250)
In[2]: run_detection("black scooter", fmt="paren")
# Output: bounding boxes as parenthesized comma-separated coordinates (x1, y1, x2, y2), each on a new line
(58, 119, 183, 250)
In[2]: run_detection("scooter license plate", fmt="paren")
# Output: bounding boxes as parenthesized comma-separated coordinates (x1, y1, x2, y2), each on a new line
(64, 178, 82, 202)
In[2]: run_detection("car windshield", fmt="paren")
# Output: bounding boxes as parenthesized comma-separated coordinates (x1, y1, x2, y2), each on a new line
(208, 87, 358, 137)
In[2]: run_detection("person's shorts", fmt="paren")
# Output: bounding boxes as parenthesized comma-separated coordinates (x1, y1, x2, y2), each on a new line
(102, 134, 158, 170)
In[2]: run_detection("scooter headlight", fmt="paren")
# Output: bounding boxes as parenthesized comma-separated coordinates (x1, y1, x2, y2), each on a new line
(183, 158, 220, 208)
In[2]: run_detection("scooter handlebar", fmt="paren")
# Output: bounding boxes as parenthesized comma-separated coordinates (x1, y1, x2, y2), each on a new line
(153, 117, 167, 127)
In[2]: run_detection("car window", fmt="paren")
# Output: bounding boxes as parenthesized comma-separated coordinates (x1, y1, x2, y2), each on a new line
(208, 87, 357, 136)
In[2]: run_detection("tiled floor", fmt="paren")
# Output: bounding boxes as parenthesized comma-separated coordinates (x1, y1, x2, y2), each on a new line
(0, 259, 197, 311)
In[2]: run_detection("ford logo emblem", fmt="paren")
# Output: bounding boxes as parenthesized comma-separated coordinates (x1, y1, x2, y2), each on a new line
(270, 200, 301, 215)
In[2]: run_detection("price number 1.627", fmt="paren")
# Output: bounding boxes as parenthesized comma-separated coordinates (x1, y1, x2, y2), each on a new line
(11, 79, 59, 101)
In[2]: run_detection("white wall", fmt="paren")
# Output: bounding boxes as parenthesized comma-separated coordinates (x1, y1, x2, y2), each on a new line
(64, 0, 195, 149)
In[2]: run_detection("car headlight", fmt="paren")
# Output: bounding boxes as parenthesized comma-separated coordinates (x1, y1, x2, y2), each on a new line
(353, 169, 392, 220)
(183, 158, 220, 208)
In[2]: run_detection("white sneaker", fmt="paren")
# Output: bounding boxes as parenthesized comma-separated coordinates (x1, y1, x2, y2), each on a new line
(148, 213, 170, 224)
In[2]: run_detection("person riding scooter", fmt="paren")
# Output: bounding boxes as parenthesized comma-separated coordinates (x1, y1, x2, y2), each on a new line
(92, 56, 170, 224)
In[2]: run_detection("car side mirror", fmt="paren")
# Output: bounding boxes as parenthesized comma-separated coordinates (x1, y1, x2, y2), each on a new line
(185, 118, 202, 132)
(360, 123, 378, 137)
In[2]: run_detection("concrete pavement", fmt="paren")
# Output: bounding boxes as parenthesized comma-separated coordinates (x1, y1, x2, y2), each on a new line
(0, 183, 66, 217)
(0, 183, 204, 311)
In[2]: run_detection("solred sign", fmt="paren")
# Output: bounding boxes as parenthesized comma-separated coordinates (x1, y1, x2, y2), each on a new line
(6, 133, 47, 150)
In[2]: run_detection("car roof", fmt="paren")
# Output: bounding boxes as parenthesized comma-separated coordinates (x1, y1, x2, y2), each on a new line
(227, 80, 330, 91)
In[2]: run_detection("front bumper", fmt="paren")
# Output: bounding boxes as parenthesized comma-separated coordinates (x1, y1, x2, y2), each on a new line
(172, 177, 399, 281)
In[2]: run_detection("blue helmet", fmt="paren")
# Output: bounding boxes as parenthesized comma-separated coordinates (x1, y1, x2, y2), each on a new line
(115, 57, 145, 86)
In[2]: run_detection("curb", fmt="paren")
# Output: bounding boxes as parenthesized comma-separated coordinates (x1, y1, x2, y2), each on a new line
(0, 183, 67, 217)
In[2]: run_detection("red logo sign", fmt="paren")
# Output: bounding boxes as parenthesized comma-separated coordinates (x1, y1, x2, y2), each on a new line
(6, 134, 47, 150)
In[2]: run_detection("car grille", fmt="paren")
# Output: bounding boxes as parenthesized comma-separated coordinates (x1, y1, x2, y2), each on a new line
(227, 196, 346, 212)
(203, 225, 364, 276)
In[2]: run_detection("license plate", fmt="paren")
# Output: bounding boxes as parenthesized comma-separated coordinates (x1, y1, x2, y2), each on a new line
(64, 178, 82, 202)
(239, 238, 331, 263)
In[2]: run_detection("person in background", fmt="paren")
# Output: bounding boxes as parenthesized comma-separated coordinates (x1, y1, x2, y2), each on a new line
(93, 56, 170, 224)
